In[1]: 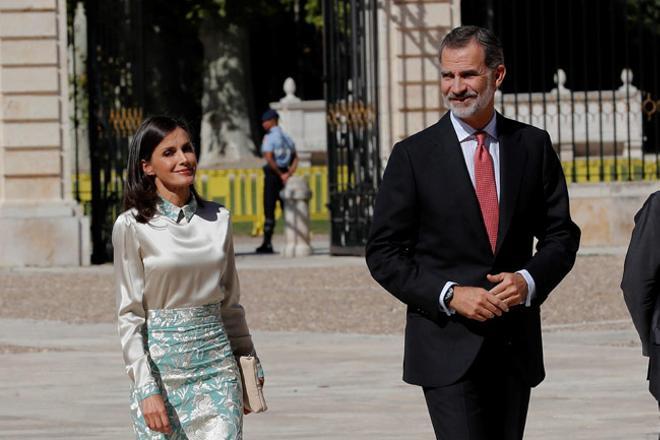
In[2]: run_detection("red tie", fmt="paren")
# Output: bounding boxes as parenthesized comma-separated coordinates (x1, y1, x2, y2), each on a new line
(474, 131, 499, 253)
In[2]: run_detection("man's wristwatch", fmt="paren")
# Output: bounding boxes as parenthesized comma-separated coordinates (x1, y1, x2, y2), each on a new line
(443, 285, 454, 309)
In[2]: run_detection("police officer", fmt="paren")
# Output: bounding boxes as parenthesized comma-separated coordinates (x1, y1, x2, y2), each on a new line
(256, 109, 298, 254)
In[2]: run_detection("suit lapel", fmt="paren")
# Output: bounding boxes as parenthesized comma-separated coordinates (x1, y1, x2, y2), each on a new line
(495, 113, 526, 254)
(436, 114, 492, 253)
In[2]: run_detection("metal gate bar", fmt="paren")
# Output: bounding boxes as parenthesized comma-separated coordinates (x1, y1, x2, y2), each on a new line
(85, 0, 144, 263)
(323, 0, 381, 256)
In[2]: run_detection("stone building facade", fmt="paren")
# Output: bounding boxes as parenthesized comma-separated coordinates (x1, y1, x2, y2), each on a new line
(0, 0, 89, 266)
(377, 0, 461, 161)
(0, 0, 654, 265)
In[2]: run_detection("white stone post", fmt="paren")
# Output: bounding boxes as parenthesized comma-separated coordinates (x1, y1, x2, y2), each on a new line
(281, 176, 312, 257)
(270, 78, 326, 167)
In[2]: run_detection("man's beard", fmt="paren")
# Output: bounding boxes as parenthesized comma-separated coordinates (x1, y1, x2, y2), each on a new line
(442, 79, 495, 120)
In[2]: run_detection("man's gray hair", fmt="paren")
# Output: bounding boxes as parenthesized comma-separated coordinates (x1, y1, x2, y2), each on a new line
(439, 26, 504, 70)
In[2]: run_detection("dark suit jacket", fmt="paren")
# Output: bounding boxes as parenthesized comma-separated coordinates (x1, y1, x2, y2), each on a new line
(621, 191, 660, 400)
(365, 112, 580, 388)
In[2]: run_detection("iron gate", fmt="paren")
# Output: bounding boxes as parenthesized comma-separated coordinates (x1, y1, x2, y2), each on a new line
(323, 0, 381, 256)
(84, 0, 145, 263)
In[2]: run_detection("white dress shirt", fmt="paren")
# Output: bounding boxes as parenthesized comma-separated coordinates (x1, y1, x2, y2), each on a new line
(438, 112, 536, 316)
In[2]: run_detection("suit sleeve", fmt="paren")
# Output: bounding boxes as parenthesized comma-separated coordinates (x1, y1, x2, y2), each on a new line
(365, 144, 446, 321)
(524, 133, 581, 305)
(621, 193, 660, 356)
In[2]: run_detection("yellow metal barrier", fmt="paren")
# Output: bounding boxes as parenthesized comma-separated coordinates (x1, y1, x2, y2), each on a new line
(74, 166, 330, 234)
(196, 167, 329, 234)
(562, 158, 660, 183)
(73, 160, 658, 231)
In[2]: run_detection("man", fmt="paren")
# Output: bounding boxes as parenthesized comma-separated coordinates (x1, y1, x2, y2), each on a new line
(365, 26, 580, 439)
(621, 191, 660, 404)
(256, 109, 298, 254)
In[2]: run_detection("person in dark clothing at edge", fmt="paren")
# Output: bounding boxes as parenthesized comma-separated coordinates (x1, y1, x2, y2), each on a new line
(621, 191, 660, 412)
(256, 109, 298, 254)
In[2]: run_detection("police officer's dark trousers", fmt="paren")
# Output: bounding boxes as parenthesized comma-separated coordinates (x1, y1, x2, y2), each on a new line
(262, 165, 288, 247)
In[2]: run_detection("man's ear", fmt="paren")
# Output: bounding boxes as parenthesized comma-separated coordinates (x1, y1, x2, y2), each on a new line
(494, 64, 506, 89)
(142, 159, 154, 176)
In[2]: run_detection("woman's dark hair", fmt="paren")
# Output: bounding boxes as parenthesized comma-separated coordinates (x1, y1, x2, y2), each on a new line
(124, 116, 203, 223)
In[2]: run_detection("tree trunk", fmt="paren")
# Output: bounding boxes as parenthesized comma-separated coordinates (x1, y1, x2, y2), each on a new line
(199, 20, 256, 166)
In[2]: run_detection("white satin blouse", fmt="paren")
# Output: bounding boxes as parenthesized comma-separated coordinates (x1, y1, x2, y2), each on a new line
(112, 199, 255, 393)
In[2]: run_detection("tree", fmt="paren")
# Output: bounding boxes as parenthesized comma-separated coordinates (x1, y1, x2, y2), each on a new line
(67, 0, 323, 166)
(183, 0, 322, 166)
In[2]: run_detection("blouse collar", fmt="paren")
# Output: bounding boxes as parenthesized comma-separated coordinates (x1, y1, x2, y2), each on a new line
(157, 194, 198, 223)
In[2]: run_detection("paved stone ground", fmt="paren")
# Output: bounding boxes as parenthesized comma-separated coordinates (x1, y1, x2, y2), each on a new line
(0, 235, 657, 439)
(0, 319, 657, 439)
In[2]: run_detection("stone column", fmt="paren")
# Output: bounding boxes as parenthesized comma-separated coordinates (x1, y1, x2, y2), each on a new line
(377, 0, 461, 161)
(281, 176, 312, 257)
(0, 0, 90, 266)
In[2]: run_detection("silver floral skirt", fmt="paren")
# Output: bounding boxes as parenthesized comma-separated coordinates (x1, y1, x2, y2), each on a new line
(130, 303, 243, 439)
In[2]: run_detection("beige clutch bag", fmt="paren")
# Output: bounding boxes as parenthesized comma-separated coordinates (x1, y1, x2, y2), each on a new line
(238, 355, 267, 413)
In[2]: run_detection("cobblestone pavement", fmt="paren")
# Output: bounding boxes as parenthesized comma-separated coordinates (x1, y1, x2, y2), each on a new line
(0, 236, 631, 335)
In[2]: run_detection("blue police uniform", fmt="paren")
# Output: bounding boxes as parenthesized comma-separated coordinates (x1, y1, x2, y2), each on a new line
(258, 115, 296, 253)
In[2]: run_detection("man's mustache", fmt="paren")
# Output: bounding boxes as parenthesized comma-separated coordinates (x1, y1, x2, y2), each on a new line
(447, 92, 478, 99)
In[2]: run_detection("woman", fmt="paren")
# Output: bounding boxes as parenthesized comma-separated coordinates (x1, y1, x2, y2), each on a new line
(113, 116, 262, 439)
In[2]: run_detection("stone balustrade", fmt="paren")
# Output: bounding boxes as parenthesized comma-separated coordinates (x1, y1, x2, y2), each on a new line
(269, 69, 645, 165)
(495, 69, 643, 160)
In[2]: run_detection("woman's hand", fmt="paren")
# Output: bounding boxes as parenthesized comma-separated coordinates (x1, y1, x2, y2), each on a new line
(141, 394, 172, 434)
